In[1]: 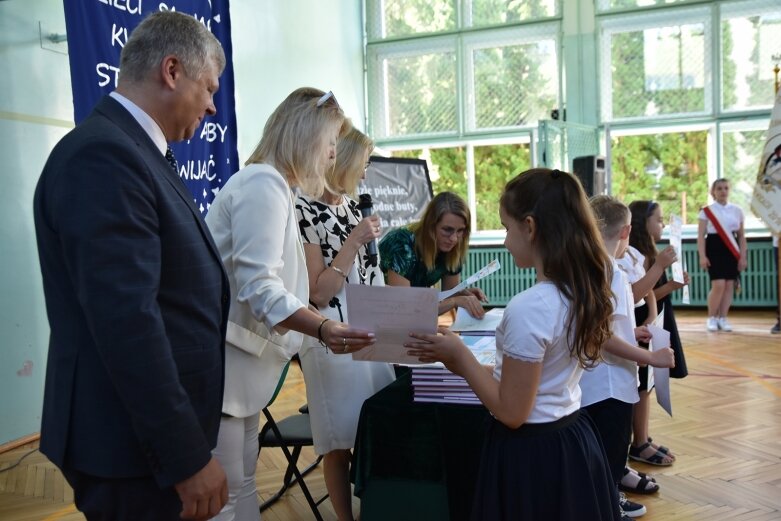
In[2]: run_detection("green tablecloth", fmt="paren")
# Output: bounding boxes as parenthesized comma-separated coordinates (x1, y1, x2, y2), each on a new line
(351, 369, 490, 521)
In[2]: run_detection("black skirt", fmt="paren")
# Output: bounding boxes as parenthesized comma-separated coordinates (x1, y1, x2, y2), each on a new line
(470, 410, 621, 521)
(634, 303, 653, 392)
(657, 272, 687, 379)
(705, 234, 739, 280)
(634, 277, 688, 384)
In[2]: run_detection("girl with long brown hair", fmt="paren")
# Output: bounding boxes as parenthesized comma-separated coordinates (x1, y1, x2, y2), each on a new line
(406, 169, 620, 520)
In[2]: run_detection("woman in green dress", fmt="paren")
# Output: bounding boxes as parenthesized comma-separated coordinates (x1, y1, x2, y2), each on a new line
(379, 191, 486, 318)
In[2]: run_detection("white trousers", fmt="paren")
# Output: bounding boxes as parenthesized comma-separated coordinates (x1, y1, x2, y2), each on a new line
(213, 413, 261, 521)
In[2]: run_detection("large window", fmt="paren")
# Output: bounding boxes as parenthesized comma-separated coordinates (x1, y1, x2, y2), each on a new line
(366, 0, 559, 232)
(599, 0, 780, 228)
(464, 24, 559, 131)
(600, 7, 711, 122)
(365, 0, 779, 234)
(386, 138, 532, 231)
(368, 38, 459, 138)
(365, 0, 457, 40)
(721, 121, 770, 219)
(600, 0, 780, 121)
(721, 1, 781, 111)
(607, 121, 770, 229)
(367, 27, 560, 141)
(609, 127, 709, 225)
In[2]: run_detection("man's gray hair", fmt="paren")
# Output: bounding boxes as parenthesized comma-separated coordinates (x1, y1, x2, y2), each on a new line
(119, 10, 226, 84)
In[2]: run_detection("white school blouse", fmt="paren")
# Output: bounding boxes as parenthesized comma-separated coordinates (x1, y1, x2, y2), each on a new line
(494, 282, 582, 423)
(616, 245, 647, 308)
(697, 202, 744, 235)
(580, 258, 640, 407)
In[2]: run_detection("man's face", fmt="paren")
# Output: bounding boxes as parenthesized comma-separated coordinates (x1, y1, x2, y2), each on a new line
(172, 59, 220, 141)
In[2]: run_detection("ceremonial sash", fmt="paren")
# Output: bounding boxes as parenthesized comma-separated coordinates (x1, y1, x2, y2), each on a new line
(702, 204, 740, 260)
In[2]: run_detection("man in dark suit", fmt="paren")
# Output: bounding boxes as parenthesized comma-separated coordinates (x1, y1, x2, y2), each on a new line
(33, 11, 230, 520)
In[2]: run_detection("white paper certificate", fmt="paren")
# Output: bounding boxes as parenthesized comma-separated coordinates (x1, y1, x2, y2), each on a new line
(438, 259, 500, 301)
(648, 309, 672, 417)
(668, 214, 685, 285)
(346, 284, 438, 364)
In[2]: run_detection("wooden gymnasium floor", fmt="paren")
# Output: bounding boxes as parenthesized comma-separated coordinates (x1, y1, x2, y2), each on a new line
(1, 309, 780, 520)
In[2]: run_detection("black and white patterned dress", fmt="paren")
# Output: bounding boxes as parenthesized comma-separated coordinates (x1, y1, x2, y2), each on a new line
(296, 195, 382, 317)
(294, 194, 394, 454)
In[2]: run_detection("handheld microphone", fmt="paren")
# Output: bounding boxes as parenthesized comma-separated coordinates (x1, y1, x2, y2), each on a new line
(357, 193, 378, 258)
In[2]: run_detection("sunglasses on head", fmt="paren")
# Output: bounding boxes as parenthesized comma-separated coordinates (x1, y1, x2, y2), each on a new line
(316, 90, 339, 108)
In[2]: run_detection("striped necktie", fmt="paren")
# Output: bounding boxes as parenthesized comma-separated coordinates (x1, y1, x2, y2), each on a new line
(165, 146, 179, 174)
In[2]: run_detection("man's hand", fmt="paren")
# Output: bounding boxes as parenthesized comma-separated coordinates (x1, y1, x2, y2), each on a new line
(175, 456, 228, 520)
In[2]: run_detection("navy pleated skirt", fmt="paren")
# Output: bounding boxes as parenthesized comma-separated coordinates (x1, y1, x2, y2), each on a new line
(470, 410, 621, 521)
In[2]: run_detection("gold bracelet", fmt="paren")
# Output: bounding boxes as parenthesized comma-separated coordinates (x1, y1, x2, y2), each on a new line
(317, 318, 330, 349)
(331, 266, 347, 279)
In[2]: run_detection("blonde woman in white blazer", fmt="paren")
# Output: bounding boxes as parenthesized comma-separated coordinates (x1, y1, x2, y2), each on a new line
(205, 88, 376, 521)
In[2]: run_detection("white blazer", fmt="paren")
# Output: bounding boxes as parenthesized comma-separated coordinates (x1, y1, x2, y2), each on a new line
(205, 163, 309, 417)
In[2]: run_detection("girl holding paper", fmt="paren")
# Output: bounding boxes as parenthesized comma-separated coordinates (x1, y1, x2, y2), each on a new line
(406, 169, 621, 520)
(623, 200, 688, 470)
(379, 191, 487, 318)
(697, 178, 748, 332)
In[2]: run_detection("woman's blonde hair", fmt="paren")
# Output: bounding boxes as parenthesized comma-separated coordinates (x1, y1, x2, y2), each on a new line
(245, 87, 347, 197)
(326, 126, 374, 197)
(501, 168, 613, 368)
(409, 192, 470, 273)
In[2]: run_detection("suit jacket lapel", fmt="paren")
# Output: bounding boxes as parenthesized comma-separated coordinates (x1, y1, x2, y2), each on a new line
(93, 96, 227, 275)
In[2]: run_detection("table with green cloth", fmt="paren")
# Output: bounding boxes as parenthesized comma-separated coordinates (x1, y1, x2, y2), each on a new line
(351, 368, 490, 521)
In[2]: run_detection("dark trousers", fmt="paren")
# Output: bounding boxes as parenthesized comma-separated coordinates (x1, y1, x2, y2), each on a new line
(62, 468, 182, 521)
(584, 398, 634, 484)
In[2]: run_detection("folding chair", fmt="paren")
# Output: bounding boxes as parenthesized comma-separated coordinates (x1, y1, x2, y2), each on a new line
(258, 361, 327, 520)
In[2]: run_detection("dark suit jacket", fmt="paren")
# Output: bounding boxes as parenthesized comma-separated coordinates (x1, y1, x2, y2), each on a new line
(33, 96, 230, 488)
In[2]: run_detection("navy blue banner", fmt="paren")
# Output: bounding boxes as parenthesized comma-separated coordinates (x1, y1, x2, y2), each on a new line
(62, 0, 239, 213)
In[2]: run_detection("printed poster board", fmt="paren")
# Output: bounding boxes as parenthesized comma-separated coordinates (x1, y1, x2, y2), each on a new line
(359, 156, 433, 238)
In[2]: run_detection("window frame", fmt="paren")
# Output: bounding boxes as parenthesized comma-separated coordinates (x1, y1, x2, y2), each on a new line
(462, 22, 562, 133)
(380, 132, 537, 236)
(719, 0, 781, 114)
(367, 35, 460, 141)
(598, 5, 713, 123)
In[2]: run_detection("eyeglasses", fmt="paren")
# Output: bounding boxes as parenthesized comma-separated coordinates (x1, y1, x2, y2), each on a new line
(439, 226, 466, 239)
(316, 90, 339, 108)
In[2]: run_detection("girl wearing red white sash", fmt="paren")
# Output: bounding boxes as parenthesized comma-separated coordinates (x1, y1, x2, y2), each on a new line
(697, 179, 748, 332)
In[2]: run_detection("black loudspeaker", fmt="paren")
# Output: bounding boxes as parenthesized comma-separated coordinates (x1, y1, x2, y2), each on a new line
(572, 155, 606, 197)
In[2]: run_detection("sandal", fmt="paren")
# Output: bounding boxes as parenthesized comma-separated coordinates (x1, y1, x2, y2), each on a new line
(619, 467, 659, 495)
(628, 442, 674, 466)
(626, 466, 656, 483)
(647, 437, 676, 461)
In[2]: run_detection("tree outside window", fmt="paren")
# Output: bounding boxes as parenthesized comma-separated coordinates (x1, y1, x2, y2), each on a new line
(610, 130, 708, 224)
(391, 142, 530, 231)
